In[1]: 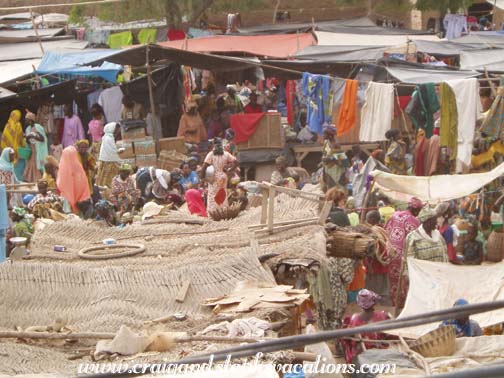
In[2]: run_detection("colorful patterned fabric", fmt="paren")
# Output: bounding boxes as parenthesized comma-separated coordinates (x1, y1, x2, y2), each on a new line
(404, 225, 448, 262)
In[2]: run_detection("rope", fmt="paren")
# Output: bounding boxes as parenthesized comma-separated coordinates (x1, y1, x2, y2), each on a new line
(77, 244, 145, 260)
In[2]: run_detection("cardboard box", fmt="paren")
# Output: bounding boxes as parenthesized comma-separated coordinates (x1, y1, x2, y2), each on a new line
(158, 137, 186, 154)
(236, 113, 283, 150)
(158, 150, 187, 171)
(116, 141, 135, 159)
(133, 137, 155, 155)
(136, 154, 157, 168)
(121, 127, 146, 141)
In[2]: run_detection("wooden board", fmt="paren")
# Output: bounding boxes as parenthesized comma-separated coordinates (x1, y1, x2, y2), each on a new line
(175, 280, 191, 303)
(158, 137, 186, 155)
(237, 113, 284, 150)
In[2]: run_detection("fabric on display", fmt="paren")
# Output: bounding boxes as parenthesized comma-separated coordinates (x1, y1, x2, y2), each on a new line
(137, 28, 156, 45)
(230, 113, 265, 144)
(389, 259, 504, 338)
(371, 162, 504, 202)
(440, 83, 458, 161)
(87, 89, 103, 111)
(107, 31, 133, 49)
(98, 86, 124, 123)
(302, 72, 332, 135)
(480, 87, 504, 138)
(99, 123, 121, 163)
(359, 82, 394, 142)
(443, 14, 468, 40)
(336, 79, 358, 137)
(405, 83, 440, 138)
(446, 78, 481, 172)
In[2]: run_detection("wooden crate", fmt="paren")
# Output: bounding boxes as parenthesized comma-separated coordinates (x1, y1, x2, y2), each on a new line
(158, 150, 187, 171)
(136, 154, 157, 168)
(121, 127, 146, 141)
(116, 141, 135, 159)
(236, 113, 283, 150)
(158, 137, 186, 155)
(133, 137, 155, 155)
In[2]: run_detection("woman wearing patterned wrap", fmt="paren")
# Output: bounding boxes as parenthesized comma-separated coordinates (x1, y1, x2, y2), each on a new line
(384, 197, 423, 307)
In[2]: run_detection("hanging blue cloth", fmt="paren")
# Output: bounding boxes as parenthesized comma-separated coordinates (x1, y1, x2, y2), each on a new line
(302, 72, 331, 135)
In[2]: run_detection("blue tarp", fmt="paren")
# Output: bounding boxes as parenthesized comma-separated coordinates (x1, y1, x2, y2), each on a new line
(37, 50, 123, 83)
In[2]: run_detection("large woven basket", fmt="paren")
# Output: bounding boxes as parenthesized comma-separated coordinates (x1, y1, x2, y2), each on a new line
(410, 326, 456, 358)
(326, 230, 375, 259)
(486, 230, 504, 262)
(209, 202, 242, 221)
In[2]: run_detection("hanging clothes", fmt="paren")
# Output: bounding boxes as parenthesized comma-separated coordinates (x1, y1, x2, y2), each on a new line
(138, 29, 156, 44)
(440, 83, 458, 162)
(359, 82, 394, 142)
(405, 83, 440, 138)
(98, 86, 124, 123)
(446, 78, 481, 173)
(443, 14, 468, 40)
(336, 79, 358, 137)
(302, 72, 331, 135)
(107, 31, 133, 48)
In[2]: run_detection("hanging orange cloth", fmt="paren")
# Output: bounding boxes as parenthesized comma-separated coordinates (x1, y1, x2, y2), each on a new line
(336, 79, 358, 137)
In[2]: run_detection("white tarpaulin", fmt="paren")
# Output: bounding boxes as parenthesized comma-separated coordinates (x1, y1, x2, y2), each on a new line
(371, 162, 504, 202)
(389, 259, 504, 338)
(315, 31, 441, 46)
(460, 49, 504, 72)
(0, 59, 40, 85)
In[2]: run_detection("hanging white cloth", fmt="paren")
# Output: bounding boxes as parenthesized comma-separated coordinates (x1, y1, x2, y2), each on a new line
(443, 14, 468, 40)
(359, 82, 395, 142)
(98, 122, 121, 162)
(446, 78, 481, 173)
(98, 86, 123, 123)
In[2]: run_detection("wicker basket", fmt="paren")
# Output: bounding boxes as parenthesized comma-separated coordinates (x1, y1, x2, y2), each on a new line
(410, 326, 456, 358)
(326, 230, 376, 259)
(487, 230, 504, 262)
(209, 203, 242, 221)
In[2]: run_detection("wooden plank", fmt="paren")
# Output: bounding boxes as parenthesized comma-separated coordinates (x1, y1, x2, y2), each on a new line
(260, 187, 268, 224)
(318, 201, 333, 225)
(255, 219, 319, 236)
(267, 186, 275, 233)
(175, 280, 191, 303)
(248, 217, 319, 230)
(259, 182, 325, 200)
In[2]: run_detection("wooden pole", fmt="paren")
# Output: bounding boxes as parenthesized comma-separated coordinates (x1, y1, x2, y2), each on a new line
(360, 179, 375, 224)
(260, 187, 268, 224)
(394, 248, 408, 317)
(146, 45, 156, 118)
(29, 8, 44, 55)
(267, 186, 275, 233)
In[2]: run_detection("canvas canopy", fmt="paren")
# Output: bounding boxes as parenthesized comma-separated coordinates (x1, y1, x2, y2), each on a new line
(315, 31, 440, 46)
(296, 45, 389, 62)
(460, 49, 504, 73)
(37, 50, 123, 82)
(389, 259, 504, 338)
(0, 28, 65, 43)
(0, 40, 89, 62)
(158, 33, 316, 58)
(384, 65, 480, 84)
(371, 162, 504, 202)
(0, 58, 40, 85)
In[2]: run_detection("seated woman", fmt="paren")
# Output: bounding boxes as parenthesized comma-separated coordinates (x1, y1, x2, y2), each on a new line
(27, 180, 63, 218)
(110, 163, 139, 214)
(179, 161, 200, 192)
(404, 207, 448, 262)
(10, 207, 34, 242)
(326, 187, 350, 227)
(270, 156, 297, 187)
(95, 199, 118, 226)
(342, 289, 391, 363)
(461, 224, 483, 265)
(441, 299, 483, 337)
(42, 156, 59, 192)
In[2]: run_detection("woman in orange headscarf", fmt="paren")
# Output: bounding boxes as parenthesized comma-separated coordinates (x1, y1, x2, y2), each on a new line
(57, 146, 91, 213)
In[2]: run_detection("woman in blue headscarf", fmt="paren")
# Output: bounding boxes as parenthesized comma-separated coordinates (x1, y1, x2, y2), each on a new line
(441, 299, 483, 337)
(0, 148, 21, 208)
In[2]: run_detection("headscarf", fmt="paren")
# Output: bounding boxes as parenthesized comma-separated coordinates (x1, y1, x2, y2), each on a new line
(57, 146, 91, 213)
(225, 128, 235, 141)
(76, 139, 89, 148)
(13, 207, 26, 217)
(98, 122, 121, 162)
(418, 207, 437, 223)
(454, 298, 469, 307)
(371, 149, 384, 159)
(25, 111, 37, 122)
(154, 169, 170, 190)
(323, 124, 336, 135)
(1, 110, 25, 159)
(0, 147, 15, 172)
(213, 138, 224, 156)
(357, 289, 381, 310)
(275, 156, 287, 165)
(408, 197, 423, 210)
(45, 155, 59, 167)
(185, 189, 208, 217)
(119, 163, 132, 172)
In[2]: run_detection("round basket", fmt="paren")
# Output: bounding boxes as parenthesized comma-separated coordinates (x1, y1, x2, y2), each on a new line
(487, 230, 504, 262)
(77, 244, 146, 260)
(410, 326, 456, 358)
(17, 146, 32, 160)
(209, 202, 242, 221)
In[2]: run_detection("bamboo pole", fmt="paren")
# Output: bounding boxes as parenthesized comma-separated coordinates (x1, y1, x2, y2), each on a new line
(29, 8, 44, 55)
(267, 186, 275, 233)
(146, 45, 156, 118)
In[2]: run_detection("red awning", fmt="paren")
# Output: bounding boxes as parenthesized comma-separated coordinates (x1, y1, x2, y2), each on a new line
(157, 33, 316, 59)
